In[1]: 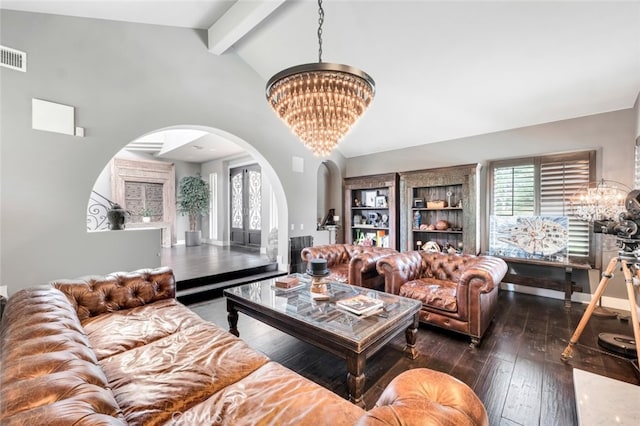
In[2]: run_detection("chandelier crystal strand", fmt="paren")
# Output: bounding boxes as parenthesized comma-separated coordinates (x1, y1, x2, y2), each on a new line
(572, 179, 630, 222)
(266, 0, 375, 157)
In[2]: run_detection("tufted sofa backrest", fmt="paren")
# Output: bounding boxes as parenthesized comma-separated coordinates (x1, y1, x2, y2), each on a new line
(301, 244, 351, 267)
(419, 252, 480, 282)
(51, 267, 175, 320)
(0, 286, 126, 424)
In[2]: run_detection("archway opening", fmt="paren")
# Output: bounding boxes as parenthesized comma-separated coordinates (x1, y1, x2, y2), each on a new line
(87, 125, 289, 277)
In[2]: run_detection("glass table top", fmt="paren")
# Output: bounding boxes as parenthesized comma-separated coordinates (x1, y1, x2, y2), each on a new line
(224, 274, 421, 343)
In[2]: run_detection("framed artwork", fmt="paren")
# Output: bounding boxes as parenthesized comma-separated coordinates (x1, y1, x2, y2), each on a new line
(375, 195, 387, 208)
(489, 215, 569, 260)
(363, 191, 377, 207)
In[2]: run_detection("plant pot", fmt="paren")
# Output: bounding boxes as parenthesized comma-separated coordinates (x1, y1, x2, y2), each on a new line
(142, 216, 151, 223)
(185, 230, 202, 246)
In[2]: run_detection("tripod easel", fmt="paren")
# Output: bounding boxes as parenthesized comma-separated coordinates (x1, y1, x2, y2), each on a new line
(561, 256, 640, 362)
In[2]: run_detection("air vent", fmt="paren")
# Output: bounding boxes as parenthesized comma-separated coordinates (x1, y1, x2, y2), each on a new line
(1, 45, 27, 72)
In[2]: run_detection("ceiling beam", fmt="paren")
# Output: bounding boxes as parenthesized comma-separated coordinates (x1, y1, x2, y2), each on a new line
(208, 0, 286, 55)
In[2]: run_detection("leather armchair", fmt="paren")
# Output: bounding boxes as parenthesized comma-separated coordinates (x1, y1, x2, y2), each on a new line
(301, 244, 398, 289)
(377, 251, 507, 347)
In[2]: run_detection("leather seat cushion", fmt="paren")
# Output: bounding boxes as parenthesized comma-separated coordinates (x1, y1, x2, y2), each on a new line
(81, 298, 206, 360)
(174, 361, 364, 425)
(400, 279, 458, 312)
(98, 322, 270, 425)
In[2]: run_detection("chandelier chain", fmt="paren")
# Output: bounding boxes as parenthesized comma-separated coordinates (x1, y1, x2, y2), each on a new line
(317, 0, 324, 62)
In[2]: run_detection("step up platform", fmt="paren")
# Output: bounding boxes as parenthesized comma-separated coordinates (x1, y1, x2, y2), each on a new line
(177, 263, 286, 305)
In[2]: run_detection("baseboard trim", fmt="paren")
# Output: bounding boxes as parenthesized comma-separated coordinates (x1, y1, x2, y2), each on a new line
(500, 283, 633, 313)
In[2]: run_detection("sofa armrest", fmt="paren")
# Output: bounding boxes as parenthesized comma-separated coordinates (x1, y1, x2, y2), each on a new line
(376, 251, 424, 295)
(356, 368, 488, 426)
(51, 267, 176, 320)
(0, 286, 126, 425)
(351, 248, 398, 274)
(349, 248, 397, 287)
(300, 244, 350, 268)
(459, 256, 508, 294)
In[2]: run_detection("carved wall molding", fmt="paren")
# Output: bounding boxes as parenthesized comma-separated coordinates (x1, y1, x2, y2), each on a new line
(111, 158, 176, 245)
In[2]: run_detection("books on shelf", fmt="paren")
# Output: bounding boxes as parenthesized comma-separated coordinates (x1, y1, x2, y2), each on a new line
(336, 294, 384, 315)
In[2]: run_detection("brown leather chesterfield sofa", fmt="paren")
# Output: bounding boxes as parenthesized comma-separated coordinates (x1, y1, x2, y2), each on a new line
(377, 251, 508, 347)
(301, 244, 398, 289)
(0, 267, 490, 425)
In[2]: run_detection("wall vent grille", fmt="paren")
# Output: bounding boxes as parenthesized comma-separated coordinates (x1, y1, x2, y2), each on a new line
(0, 45, 27, 72)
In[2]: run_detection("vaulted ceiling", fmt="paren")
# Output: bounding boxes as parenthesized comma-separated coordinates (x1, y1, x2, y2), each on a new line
(3, 0, 640, 159)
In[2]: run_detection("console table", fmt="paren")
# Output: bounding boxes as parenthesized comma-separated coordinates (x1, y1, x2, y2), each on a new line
(498, 256, 590, 308)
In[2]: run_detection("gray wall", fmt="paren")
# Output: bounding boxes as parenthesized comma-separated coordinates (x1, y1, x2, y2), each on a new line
(0, 10, 341, 294)
(347, 109, 637, 299)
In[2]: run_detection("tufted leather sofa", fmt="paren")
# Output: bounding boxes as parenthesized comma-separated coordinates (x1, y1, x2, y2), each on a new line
(0, 267, 490, 425)
(377, 251, 507, 347)
(301, 244, 398, 289)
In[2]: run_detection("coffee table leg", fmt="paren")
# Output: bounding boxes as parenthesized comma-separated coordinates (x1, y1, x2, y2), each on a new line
(226, 299, 239, 337)
(404, 312, 419, 359)
(346, 352, 366, 408)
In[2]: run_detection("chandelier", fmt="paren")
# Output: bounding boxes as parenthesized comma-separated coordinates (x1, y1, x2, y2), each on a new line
(265, 0, 375, 157)
(572, 179, 630, 222)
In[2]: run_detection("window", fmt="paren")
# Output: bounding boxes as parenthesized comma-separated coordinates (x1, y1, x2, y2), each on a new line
(209, 173, 218, 240)
(489, 151, 596, 264)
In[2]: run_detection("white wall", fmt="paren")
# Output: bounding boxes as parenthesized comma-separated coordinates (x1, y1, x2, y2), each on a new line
(0, 10, 341, 294)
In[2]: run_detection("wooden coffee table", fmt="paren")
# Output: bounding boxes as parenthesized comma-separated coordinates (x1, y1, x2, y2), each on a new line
(224, 277, 421, 407)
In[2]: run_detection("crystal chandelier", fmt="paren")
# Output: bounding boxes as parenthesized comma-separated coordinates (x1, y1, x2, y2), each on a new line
(266, 0, 375, 157)
(572, 179, 630, 222)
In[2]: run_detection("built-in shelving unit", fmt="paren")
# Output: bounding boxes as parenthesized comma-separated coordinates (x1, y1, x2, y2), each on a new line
(399, 164, 480, 254)
(343, 173, 399, 249)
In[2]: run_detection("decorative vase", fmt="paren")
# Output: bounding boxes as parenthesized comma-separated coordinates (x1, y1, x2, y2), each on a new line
(107, 203, 126, 230)
(142, 216, 151, 223)
(413, 211, 421, 229)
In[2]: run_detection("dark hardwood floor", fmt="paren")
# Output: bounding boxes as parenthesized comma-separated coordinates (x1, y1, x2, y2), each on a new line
(190, 290, 639, 426)
(161, 244, 275, 282)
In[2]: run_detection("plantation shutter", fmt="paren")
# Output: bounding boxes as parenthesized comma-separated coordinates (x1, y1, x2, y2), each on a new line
(540, 157, 591, 258)
(492, 165, 535, 216)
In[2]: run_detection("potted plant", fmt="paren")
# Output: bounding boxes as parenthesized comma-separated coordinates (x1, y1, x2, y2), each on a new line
(177, 174, 210, 246)
(138, 207, 156, 223)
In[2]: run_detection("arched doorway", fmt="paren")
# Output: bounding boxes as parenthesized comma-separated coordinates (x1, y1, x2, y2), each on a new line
(87, 125, 289, 276)
(316, 160, 343, 244)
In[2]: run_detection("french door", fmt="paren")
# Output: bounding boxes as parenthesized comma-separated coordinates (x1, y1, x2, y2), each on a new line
(230, 164, 261, 248)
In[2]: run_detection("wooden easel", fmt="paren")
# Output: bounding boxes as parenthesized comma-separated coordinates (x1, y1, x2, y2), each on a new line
(561, 256, 640, 362)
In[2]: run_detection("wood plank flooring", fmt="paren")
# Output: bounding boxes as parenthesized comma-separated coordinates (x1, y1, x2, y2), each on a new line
(161, 244, 275, 282)
(191, 289, 639, 426)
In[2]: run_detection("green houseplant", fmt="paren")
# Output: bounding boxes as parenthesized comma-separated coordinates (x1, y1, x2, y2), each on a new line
(177, 174, 210, 246)
(138, 207, 156, 223)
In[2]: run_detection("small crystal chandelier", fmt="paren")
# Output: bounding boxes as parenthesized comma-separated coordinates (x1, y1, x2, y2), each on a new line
(265, 0, 375, 157)
(572, 179, 630, 222)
